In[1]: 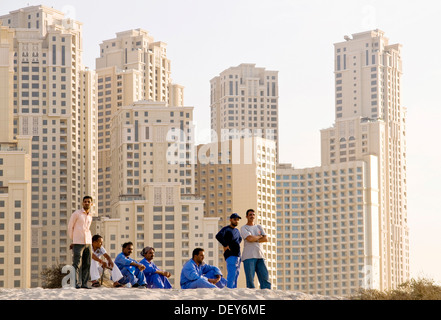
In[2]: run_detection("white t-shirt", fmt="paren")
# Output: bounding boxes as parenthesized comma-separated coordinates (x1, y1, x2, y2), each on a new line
(93, 246, 107, 258)
(240, 224, 266, 261)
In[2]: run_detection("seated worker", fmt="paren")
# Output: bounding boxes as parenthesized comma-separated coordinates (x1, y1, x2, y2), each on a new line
(114, 242, 147, 288)
(90, 234, 123, 287)
(139, 246, 172, 289)
(180, 248, 227, 289)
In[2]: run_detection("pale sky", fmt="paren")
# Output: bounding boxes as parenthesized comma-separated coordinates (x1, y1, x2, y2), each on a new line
(2, 0, 441, 284)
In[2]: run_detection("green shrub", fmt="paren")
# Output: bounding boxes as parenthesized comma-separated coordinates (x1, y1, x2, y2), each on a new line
(351, 278, 441, 300)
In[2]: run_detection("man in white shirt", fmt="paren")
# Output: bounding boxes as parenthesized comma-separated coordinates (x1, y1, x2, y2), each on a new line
(90, 235, 123, 287)
(240, 209, 271, 289)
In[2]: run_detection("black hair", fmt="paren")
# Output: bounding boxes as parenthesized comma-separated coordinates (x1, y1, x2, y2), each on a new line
(192, 247, 204, 257)
(246, 209, 255, 216)
(92, 234, 103, 242)
(122, 242, 133, 249)
(83, 195, 93, 202)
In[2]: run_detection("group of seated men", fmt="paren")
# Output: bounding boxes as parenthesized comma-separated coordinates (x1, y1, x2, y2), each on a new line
(90, 235, 226, 289)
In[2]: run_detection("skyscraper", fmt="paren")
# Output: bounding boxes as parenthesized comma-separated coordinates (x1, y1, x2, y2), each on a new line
(195, 137, 278, 287)
(329, 29, 408, 290)
(95, 29, 184, 216)
(210, 63, 279, 162)
(96, 100, 219, 287)
(0, 5, 97, 287)
(276, 29, 408, 295)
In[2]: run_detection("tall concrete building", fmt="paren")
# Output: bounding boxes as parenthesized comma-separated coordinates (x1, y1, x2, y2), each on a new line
(210, 64, 279, 162)
(195, 137, 278, 288)
(276, 30, 409, 295)
(0, 6, 97, 287)
(95, 29, 184, 216)
(95, 100, 219, 287)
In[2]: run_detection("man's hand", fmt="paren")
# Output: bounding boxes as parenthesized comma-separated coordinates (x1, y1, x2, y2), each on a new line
(223, 246, 230, 252)
(137, 264, 146, 271)
(161, 271, 171, 278)
(208, 275, 221, 284)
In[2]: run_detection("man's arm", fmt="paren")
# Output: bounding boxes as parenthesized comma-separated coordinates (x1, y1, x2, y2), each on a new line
(245, 234, 265, 242)
(67, 211, 77, 241)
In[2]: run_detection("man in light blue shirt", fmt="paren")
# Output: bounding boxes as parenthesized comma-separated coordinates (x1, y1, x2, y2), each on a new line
(180, 248, 227, 289)
(114, 242, 147, 288)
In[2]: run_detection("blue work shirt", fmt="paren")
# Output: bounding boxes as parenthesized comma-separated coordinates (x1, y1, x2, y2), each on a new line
(114, 252, 138, 270)
(180, 259, 222, 288)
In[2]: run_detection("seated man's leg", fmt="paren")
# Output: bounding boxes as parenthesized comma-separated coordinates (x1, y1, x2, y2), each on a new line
(149, 273, 172, 289)
(90, 259, 102, 282)
(186, 277, 217, 289)
(110, 264, 123, 283)
(204, 269, 226, 289)
(118, 266, 137, 285)
(133, 266, 147, 286)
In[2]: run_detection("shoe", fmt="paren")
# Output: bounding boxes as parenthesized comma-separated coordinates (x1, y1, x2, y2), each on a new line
(113, 282, 124, 288)
(91, 281, 101, 288)
(81, 286, 92, 289)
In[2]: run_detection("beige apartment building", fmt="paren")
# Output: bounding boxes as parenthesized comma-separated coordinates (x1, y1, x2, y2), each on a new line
(94, 100, 219, 287)
(0, 6, 97, 287)
(276, 29, 408, 295)
(195, 137, 278, 288)
(276, 158, 380, 296)
(210, 64, 279, 162)
(0, 136, 32, 288)
(95, 29, 184, 216)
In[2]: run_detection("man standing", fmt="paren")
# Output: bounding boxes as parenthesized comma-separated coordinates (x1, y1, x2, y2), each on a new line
(180, 248, 227, 289)
(114, 242, 147, 288)
(215, 213, 242, 288)
(68, 196, 93, 289)
(240, 209, 271, 289)
(139, 246, 172, 289)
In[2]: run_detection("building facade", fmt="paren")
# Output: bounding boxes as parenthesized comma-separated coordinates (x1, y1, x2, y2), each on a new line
(0, 5, 97, 287)
(210, 64, 279, 162)
(95, 100, 218, 287)
(195, 137, 278, 288)
(95, 29, 184, 216)
(276, 29, 409, 295)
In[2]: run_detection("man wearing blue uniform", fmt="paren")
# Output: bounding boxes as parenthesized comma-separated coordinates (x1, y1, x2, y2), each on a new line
(215, 213, 242, 288)
(139, 246, 172, 289)
(114, 242, 147, 288)
(180, 248, 227, 289)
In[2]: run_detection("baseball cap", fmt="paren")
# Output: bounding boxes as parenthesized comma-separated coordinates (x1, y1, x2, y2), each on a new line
(230, 213, 241, 219)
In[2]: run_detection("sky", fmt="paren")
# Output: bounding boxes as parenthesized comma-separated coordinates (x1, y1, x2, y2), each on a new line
(1, 0, 441, 285)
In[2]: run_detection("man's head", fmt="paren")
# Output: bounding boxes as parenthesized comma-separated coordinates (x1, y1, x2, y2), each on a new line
(245, 209, 256, 224)
(141, 246, 155, 261)
(92, 235, 103, 249)
(192, 248, 205, 265)
(229, 213, 241, 228)
(122, 242, 134, 257)
(82, 196, 93, 212)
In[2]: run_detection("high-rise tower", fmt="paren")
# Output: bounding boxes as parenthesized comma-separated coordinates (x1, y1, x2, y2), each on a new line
(0, 5, 97, 287)
(95, 29, 184, 216)
(210, 63, 279, 162)
(276, 30, 408, 295)
(326, 29, 408, 290)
